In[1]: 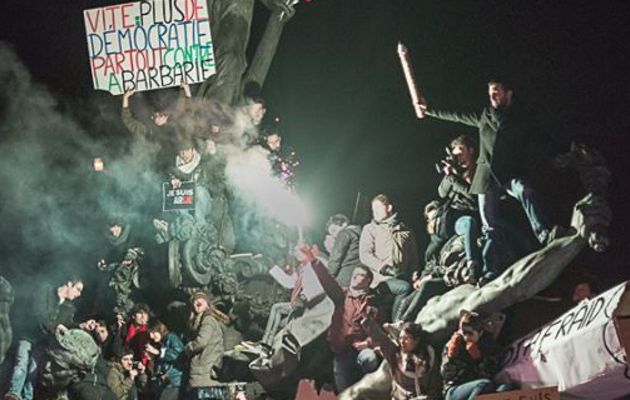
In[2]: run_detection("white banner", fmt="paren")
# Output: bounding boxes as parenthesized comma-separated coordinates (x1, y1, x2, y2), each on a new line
(84, 0, 215, 95)
(498, 281, 630, 400)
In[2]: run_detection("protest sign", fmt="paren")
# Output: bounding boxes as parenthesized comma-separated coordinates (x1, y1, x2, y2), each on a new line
(476, 387, 558, 400)
(84, 0, 215, 95)
(497, 280, 630, 400)
(162, 180, 195, 211)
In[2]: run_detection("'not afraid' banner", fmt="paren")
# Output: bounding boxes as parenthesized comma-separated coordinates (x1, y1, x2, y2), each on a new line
(84, 0, 215, 95)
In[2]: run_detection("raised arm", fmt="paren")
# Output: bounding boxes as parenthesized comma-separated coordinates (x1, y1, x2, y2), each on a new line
(424, 108, 482, 128)
(121, 89, 150, 139)
(417, 95, 481, 127)
(310, 256, 345, 306)
(173, 82, 192, 112)
(260, 0, 296, 18)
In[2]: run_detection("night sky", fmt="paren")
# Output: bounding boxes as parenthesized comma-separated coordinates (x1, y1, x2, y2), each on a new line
(1, 1, 629, 287)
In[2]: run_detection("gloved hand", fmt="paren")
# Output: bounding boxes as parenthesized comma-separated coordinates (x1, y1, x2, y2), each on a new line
(466, 341, 482, 359)
(446, 332, 464, 358)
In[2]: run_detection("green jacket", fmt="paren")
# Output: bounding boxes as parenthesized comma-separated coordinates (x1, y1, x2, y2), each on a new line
(185, 312, 224, 387)
(106, 363, 145, 400)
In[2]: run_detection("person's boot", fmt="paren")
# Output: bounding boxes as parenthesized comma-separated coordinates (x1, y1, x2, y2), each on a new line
(464, 260, 479, 285)
(477, 273, 497, 288)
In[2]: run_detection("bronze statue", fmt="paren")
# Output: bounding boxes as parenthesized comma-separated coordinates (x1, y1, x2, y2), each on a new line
(339, 144, 612, 400)
(0, 275, 14, 365)
(198, 0, 298, 105)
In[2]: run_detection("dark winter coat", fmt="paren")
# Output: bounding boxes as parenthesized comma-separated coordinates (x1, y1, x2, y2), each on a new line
(68, 357, 116, 400)
(327, 225, 362, 286)
(98, 224, 137, 267)
(99, 333, 121, 362)
(441, 332, 503, 394)
(121, 108, 177, 175)
(427, 102, 535, 194)
(438, 174, 477, 213)
(17, 283, 77, 343)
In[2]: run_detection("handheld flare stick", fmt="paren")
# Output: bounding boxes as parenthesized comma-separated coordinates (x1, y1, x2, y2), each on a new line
(397, 42, 425, 119)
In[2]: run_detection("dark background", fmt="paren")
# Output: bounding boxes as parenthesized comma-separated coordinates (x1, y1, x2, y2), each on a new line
(1, 0, 629, 288)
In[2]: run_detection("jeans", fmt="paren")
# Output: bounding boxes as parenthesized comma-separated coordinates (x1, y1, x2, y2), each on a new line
(382, 279, 412, 321)
(191, 386, 227, 400)
(454, 216, 481, 265)
(262, 302, 292, 345)
(445, 379, 495, 400)
(478, 178, 550, 277)
(333, 348, 380, 392)
(7, 340, 40, 400)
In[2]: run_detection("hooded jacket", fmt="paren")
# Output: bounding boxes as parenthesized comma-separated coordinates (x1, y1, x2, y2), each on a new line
(185, 311, 224, 387)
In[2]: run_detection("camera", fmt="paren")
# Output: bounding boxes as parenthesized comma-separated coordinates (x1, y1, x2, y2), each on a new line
(435, 146, 458, 175)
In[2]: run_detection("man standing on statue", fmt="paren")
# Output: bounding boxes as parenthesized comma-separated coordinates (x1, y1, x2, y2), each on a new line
(419, 79, 551, 283)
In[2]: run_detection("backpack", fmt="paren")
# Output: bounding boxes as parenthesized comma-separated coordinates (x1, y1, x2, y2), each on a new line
(41, 329, 100, 388)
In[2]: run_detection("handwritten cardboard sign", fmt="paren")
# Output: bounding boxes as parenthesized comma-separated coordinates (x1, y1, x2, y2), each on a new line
(476, 387, 559, 400)
(84, 0, 215, 95)
(162, 180, 195, 211)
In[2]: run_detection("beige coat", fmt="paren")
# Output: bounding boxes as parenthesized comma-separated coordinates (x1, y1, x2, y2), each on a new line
(359, 217, 420, 286)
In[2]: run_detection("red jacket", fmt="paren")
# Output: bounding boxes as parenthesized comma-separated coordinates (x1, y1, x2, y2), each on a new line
(311, 259, 379, 354)
(125, 322, 150, 365)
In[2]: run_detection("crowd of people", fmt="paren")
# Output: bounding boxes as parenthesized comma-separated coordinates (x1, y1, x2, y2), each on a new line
(1, 76, 601, 400)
